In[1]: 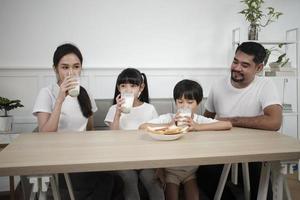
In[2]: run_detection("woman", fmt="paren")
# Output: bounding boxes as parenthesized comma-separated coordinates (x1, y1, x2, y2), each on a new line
(32, 43, 114, 200)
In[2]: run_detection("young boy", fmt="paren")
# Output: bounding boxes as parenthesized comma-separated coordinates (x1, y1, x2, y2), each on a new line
(139, 79, 232, 200)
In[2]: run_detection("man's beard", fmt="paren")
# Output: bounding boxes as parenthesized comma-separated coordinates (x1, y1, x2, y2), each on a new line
(231, 70, 244, 82)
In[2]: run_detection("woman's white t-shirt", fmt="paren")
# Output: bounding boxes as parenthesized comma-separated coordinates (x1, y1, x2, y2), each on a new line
(104, 103, 158, 130)
(32, 84, 97, 132)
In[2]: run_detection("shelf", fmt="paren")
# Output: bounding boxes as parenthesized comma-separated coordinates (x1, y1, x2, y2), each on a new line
(233, 41, 297, 45)
(233, 27, 299, 139)
(283, 112, 298, 116)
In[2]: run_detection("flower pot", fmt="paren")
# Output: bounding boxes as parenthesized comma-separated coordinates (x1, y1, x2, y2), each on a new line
(0, 116, 13, 132)
(248, 24, 259, 40)
(269, 62, 280, 71)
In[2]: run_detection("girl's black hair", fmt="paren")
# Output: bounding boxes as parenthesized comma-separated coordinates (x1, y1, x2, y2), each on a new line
(173, 79, 203, 105)
(113, 68, 149, 104)
(53, 43, 92, 118)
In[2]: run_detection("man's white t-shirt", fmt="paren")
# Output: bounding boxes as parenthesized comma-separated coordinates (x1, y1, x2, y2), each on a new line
(104, 103, 158, 130)
(32, 84, 97, 132)
(205, 76, 282, 118)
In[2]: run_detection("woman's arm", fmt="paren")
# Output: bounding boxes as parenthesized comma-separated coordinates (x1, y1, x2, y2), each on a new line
(37, 98, 64, 132)
(86, 115, 95, 131)
(37, 76, 75, 132)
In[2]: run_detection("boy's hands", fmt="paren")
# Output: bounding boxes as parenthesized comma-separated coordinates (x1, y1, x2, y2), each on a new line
(174, 113, 195, 131)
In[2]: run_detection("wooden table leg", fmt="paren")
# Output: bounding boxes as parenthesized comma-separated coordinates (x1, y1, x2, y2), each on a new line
(9, 176, 15, 200)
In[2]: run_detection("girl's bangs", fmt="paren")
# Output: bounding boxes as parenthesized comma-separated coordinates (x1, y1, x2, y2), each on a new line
(117, 76, 141, 85)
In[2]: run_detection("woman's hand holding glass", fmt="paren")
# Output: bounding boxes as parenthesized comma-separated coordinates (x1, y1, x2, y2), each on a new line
(57, 75, 79, 102)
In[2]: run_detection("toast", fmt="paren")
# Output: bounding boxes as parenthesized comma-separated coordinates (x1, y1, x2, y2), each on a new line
(147, 125, 185, 135)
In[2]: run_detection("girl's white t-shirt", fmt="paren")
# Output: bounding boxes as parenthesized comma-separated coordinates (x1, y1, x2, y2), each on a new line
(104, 103, 158, 130)
(32, 84, 97, 132)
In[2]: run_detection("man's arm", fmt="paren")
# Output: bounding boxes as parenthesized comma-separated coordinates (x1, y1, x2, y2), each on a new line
(203, 110, 216, 119)
(218, 104, 282, 131)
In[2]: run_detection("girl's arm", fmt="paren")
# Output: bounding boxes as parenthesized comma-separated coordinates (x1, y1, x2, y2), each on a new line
(109, 94, 123, 130)
(37, 76, 76, 132)
(189, 120, 232, 131)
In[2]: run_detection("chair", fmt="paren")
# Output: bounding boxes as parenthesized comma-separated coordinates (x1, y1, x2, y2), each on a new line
(214, 163, 250, 200)
(20, 127, 75, 200)
(214, 161, 294, 200)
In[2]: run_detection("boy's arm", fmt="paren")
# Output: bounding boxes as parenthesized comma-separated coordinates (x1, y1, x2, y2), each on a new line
(190, 120, 232, 131)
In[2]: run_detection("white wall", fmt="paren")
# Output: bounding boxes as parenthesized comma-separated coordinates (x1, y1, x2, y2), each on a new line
(0, 0, 299, 191)
(0, 0, 299, 139)
(1, 0, 299, 69)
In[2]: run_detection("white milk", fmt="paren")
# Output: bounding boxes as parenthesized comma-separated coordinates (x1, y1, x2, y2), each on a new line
(177, 107, 192, 127)
(69, 76, 80, 97)
(121, 92, 134, 113)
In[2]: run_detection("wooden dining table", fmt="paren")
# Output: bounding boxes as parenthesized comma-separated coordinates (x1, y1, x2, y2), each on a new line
(0, 127, 300, 200)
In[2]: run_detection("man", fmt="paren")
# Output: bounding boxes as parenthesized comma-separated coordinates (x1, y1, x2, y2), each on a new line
(197, 42, 282, 200)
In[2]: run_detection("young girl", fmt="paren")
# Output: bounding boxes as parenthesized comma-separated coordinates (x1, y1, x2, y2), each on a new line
(140, 79, 232, 200)
(104, 68, 164, 200)
(32, 43, 114, 200)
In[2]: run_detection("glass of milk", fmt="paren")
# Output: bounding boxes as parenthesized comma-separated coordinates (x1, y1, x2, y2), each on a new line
(68, 72, 80, 97)
(121, 92, 134, 114)
(176, 107, 192, 127)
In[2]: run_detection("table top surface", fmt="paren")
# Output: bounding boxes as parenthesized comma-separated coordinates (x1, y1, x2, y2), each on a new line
(0, 127, 300, 176)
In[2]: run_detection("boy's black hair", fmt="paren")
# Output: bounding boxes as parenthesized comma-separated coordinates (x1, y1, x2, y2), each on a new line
(53, 43, 92, 118)
(236, 42, 266, 65)
(173, 79, 203, 104)
(113, 68, 149, 104)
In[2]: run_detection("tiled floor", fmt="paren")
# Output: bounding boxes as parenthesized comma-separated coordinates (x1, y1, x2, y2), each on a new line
(1, 173, 299, 200)
(287, 172, 300, 199)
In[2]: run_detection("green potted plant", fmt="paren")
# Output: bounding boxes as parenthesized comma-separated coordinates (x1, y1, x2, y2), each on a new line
(0, 97, 24, 132)
(239, 0, 282, 40)
(264, 44, 290, 70)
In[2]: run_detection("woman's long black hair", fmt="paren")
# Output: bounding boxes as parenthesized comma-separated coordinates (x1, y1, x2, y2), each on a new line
(53, 43, 92, 118)
(113, 68, 149, 104)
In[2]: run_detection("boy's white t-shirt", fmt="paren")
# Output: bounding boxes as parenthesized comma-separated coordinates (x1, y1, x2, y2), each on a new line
(104, 103, 158, 130)
(205, 76, 282, 118)
(32, 84, 97, 132)
(148, 113, 218, 124)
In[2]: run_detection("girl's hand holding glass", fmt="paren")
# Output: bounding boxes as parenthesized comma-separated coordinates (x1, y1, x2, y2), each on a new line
(115, 94, 125, 115)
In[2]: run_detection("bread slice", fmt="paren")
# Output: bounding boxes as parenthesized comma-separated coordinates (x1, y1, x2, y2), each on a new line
(147, 125, 183, 135)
